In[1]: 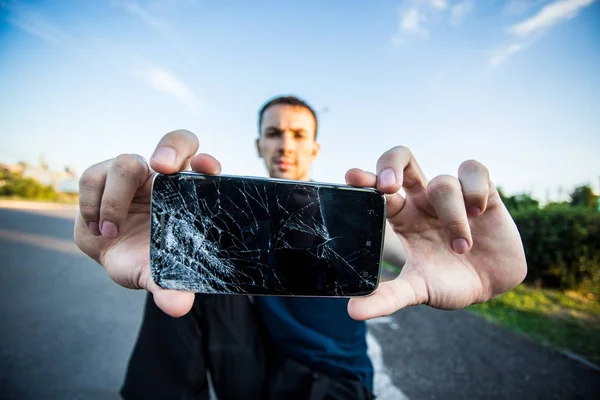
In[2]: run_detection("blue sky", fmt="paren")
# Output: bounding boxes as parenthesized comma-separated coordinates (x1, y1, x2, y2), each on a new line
(1, 0, 599, 202)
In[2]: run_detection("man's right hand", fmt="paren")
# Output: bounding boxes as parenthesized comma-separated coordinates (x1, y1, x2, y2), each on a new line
(74, 130, 221, 317)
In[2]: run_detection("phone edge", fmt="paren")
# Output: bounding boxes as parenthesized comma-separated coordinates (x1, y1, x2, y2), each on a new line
(150, 172, 387, 298)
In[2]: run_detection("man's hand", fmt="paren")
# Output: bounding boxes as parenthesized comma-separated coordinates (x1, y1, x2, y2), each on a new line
(74, 130, 220, 317)
(345, 146, 527, 320)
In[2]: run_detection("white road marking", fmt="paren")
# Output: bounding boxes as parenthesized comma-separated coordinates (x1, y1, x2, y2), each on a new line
(367, 324, 409, 399)
(367, 316, 399, 330)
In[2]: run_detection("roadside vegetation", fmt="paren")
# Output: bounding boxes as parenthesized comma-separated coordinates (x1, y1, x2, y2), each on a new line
(387, 185, 600, 365)
(469, 282, 599, 365)
(0, 168, 78, 204)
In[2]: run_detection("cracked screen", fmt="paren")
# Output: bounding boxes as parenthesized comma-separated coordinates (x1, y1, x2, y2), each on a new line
(150, 173, 386, 297)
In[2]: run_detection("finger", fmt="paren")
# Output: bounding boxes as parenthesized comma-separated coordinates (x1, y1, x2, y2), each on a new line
(78, 159, 113, 236)
(427, 175, 472, 254)
(190, 153, 222, 174)
(99, 154, 151, 239)
(347, 275, 427, 320)
(458, 160, 490, 217)
(375, 146, 428, 194)
(150, 129, 200, 174)
(345, 168, 405, 217)
(345, 168, 376, 187)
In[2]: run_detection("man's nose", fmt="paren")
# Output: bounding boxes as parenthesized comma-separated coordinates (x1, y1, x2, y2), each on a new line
(279, 132, 295, 153)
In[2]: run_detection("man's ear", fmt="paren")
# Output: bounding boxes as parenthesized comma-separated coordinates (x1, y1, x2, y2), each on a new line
(312, 141, 321, 159)
(255, 138, 263, 158)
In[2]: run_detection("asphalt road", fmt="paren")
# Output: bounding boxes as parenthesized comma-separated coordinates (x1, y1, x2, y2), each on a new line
(0, 208, 144, 399)
(1, 207, 598, 399)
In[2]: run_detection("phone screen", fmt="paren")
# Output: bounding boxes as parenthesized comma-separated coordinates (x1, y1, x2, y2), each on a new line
(150, 172, 386, 297)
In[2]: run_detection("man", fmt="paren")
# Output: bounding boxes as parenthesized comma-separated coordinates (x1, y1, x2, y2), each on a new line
(74, 95, 527, 399)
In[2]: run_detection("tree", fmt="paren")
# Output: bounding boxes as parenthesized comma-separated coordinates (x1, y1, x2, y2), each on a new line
(570, 185, 599, 210)
(498, 187, 539, 213)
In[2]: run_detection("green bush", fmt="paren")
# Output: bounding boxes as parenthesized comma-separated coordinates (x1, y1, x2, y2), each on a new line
(512, 206, 600, 290)
(0, 175, 58, 201)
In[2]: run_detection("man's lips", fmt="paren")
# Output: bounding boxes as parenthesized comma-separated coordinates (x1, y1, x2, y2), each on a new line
(274, 159, 294, 170)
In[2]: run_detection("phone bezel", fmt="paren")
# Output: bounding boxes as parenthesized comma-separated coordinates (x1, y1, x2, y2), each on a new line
(150, 172, 387, 298)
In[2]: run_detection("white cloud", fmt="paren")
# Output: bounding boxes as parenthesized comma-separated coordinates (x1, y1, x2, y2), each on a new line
(133, 61, 202, 114)
(509, 0, 595, 37)
(450, 0, 474, 27)
(401, 8, 429, 36)
(489, 43, 525, 67)
(2, 2, 70, 46)
(112, 0, 178, 39)
(425, 0, 448, 10)
(146, 0, 199, 13)
(122, 1, 170, 33)
(391, 0, 475, 46)
(490, 0, 594, 67)
(503, 0, 550, 15)
(391, 6, 429, 46)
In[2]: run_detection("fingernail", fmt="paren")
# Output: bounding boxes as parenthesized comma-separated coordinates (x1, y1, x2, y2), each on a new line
(88, 222, 101, 236)
(379, 168, 396, 188)
(101, 221, 118, 239)
(452, 238, 469, 254)
(152, 147, 176, 165)
(467, 206, 482, 217)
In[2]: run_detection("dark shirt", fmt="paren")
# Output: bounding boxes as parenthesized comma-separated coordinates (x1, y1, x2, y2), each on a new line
(256, 296, 374, 391)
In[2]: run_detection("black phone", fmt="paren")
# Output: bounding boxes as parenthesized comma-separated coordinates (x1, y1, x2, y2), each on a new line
(150, 172, 386, 297)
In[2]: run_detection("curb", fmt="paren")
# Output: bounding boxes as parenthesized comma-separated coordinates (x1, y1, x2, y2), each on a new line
(561, 350, 600, 373)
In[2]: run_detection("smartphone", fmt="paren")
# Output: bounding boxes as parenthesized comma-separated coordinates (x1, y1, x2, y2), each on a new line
(150, 172, 386, 297)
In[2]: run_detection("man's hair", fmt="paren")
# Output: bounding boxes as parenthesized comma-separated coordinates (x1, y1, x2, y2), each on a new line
(258, 95, 319, 139)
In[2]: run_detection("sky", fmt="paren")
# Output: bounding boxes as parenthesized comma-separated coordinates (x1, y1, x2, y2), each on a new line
(0, 0, 599, 203)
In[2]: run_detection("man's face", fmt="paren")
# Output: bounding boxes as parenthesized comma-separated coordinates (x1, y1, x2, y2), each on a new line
(256, 104, 320, 181)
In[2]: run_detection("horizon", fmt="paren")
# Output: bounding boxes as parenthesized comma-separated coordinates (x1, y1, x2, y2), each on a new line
(1, 0, 599, 203)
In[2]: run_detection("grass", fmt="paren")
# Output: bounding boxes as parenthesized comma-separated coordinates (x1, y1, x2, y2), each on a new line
(383, 263, 600, 365)
(468, 283, 600, 365)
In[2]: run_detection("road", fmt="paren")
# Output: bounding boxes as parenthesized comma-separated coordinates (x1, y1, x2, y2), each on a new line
(0, 207, 598, 399)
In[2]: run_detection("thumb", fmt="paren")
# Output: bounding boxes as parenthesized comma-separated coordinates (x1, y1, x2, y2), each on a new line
(146, 278, 195, 317)
(347, 276, 425, 320)
(150, 130, 200, 174)
(153, 289, 195, 317)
